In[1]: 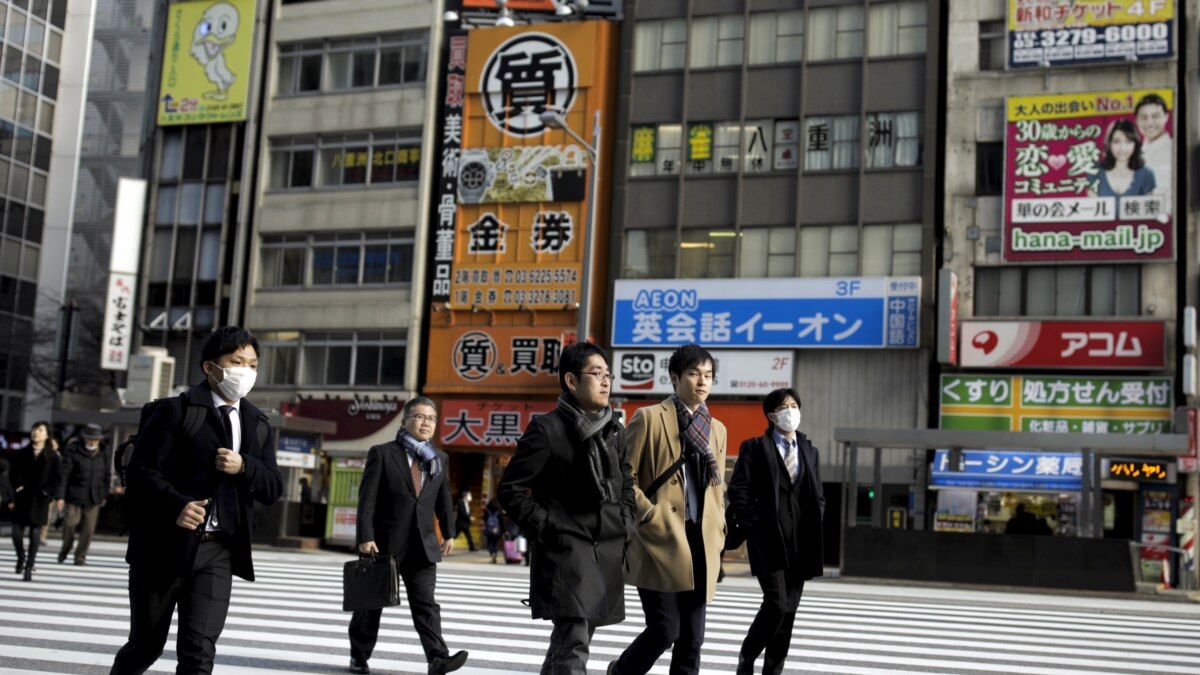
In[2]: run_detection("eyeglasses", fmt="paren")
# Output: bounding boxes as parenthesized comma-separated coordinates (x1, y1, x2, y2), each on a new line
(577, 371, 615, 382)
(408, 414, 438, 423)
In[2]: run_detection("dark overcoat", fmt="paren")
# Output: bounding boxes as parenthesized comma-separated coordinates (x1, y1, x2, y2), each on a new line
(356, 441, 455, 563)
(498, 408, 636, 625)
(10, 446, 61, 527)
(728, 431, 825, 580)
(59, 440, 112, 506)
(125, 383, 283, 581)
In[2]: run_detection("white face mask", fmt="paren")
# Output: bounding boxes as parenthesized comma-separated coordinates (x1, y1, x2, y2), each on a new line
(772, 408, 801, 434)
(208, 362, 257, 401)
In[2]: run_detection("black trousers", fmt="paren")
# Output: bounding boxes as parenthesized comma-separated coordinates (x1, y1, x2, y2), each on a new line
(541, 618, 596, 674)
(11, 524, 39, 569)
(614, 523, 708, 675)
(457, 521, 476, 551)
(111, 540, 233, 675)
(349, 548, 448, 663)
(739, 569, 804, 673)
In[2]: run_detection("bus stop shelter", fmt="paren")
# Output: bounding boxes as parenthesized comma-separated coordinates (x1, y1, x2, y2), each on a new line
(834, 427, 1189, 591)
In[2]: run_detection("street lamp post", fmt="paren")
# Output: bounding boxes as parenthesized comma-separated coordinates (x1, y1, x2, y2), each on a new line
(540, 109, 600, 344)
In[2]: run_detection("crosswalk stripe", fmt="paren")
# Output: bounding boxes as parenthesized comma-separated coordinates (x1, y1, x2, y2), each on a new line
(3, 545, 1198, 674)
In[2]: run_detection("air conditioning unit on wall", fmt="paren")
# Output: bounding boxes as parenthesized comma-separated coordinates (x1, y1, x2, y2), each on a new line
(125, 347, 176, 406)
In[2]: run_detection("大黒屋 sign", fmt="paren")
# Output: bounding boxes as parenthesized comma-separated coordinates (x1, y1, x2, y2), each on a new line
(611, 278, 920, 349)
(940, 374, 1172, 434)
(1007, 0, 1174, 69)
(439, 399, 555, 447)
(1004, 88, 1175, 262)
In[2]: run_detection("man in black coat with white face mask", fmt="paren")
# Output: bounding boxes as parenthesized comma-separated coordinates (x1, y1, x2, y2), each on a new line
(728, 387, 825, 675)
(111, 326, 283, 675)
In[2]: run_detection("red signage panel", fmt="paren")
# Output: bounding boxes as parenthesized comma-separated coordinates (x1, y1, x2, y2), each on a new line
(960, 320, 1165, 370)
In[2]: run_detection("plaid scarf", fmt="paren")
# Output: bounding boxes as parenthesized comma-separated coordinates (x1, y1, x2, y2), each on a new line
(397, 430, 441, 478)
(672, 396, 720, 487)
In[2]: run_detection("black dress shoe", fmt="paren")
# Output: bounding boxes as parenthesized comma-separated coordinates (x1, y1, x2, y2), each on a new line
(22, 565, 32, 582)
(428, 650, 468, 674)
(348, 657, 369, 674)
(57, 551, 66, 564)
(735, 653, 754, 675)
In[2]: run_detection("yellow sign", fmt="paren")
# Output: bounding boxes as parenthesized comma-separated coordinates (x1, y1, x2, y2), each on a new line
(157, 0, 257, 126)
(1007, 0, 1174, 30)
(1007, 88, 1174, 121)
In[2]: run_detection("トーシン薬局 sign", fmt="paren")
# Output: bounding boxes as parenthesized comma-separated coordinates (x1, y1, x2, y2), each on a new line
(939, 374, 1172, 433)
(1007, 0, 1174, 69)
(1004, 88, 1175, 262)
(931, 450, 1083, 491)
(611, 277, 920, 348)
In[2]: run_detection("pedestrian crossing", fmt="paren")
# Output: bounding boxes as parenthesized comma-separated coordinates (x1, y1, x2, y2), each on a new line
(1, 539, 1199, 674)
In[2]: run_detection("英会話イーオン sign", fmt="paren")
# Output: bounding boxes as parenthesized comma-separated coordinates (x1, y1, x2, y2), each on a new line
(157, 0, 258, 125)
(1003, 88, 1174, 262)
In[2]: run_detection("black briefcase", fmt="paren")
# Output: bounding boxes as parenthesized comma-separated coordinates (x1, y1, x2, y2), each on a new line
(342, 555, 402, 612)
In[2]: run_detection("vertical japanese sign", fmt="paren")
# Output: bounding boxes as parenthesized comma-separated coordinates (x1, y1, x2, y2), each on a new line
(101, 274, 137, 370)
(630, 125, 656, 165)
(450, 21, 617, 311)
(1007, 0, 1174, 69)
(157, 0, 258, 125)
(430, 31, 468, 303)
(939, 374, 1172, 433)
(1004, 89, 1174, 262)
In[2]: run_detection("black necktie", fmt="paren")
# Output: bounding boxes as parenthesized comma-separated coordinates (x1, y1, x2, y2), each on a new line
(219, 405, 235, 447)
(214, 405, 235, 533)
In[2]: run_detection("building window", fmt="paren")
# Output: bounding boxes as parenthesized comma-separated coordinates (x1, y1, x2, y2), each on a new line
(633, 19, 687, 72)
(689, 15, 744, 69)
(622, 229, 676, 278)
(628, 123, 682, 177)
(739, 227, 796, 277)
(976, 142, 1003, 196)
(749, 11, 804, 65)
(804, 115, 859, 171)
(862, 224, 922, 275)
(269, 131, 420, 190)
(979, 20, 1006, 71)
(295, 331, 407, 388)
(276, 32, 427, 96)
(975, 266, 1141, 317)
(865, 111, 922, 168)
(808, 6, 864, 61)
(680, 229, 736, 278)
(260, 231, 414, 289)
(799, 225, 859, 276)
(277, 42, 322, 94)
(868, 1, 927, 57)
(259, 331, 300, 386)
(686, 122, 741, 175)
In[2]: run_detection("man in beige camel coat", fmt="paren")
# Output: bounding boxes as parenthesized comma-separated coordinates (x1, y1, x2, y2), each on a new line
(609, 344, 728, 675)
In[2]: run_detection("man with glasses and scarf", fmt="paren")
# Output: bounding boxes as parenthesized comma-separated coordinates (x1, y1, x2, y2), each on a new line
(499, 342, 636, 674)
(349, 397, 467, 675)
(611, 344, 728, 675)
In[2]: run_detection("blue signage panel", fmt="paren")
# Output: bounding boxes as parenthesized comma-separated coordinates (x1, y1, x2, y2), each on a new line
(278, 433, 317, 455)
(611, 277, 920, 349)
(931, 450, 1083, 491)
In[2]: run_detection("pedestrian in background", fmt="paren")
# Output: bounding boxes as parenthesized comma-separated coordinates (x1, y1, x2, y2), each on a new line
(10, 421, 62, 581)
(40, 435, 61, 545)
(612, 344, 728, 675)
(349, 396, 468, 675)
(111, 326, 283, 674)
(455, 490, 476, 552)
(728, 388, 825, 674)
(57, 423, 112, 566)
(499, 342, 636, 673)
(483, 496, 504, 563)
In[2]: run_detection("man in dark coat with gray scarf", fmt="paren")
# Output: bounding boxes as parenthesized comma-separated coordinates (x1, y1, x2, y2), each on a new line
(499, 342, 636, 674)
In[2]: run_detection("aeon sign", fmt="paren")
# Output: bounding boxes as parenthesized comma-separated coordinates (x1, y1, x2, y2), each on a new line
(961, 320, 1165, 370)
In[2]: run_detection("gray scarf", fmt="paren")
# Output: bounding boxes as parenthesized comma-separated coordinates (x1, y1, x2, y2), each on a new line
(397, 430, 441, 478)
(556, 393, 616, 504)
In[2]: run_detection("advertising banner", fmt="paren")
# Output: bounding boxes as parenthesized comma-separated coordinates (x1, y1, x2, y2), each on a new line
(1004, 88, 1175, 262)
(611, 278, 920, 349)
(157, 0, 258, 125)
(425, 325, 568, 392)
(613, 350, 793, 396)
(1007, 0, 1174, 69)
(448, 21, 617, 311)
(960, 320, 1165, 369)
(430, 32, 468, 303)
(439, 399, 555, 448)
(931, 450, 1083, 491)
(940, 374, 1172, 433)
(291, 396, 404, 441)
(101, 273, 136, 370)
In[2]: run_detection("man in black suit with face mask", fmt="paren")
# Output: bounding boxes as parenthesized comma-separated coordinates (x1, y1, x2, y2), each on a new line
(112, 326, 283, 674)
(728, 387, 825, 675)
(348, 396, 467, 675)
